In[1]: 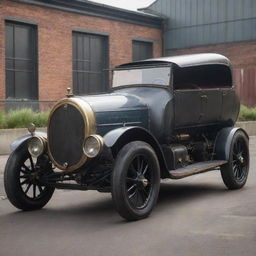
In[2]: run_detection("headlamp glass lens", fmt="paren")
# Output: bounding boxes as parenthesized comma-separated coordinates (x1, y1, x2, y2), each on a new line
(83, 136, 102, 158)
(28, 137, 44, 157)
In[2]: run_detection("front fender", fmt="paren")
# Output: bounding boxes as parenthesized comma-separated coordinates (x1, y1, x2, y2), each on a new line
(104, 126, 137, 147)
(104, 126, 169, 178)
(214, 127, 249, 160)
(11, 132, 47, 151)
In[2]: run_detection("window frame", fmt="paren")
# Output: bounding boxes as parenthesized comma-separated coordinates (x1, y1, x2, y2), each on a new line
(72, 30, 109, 95)
(5, 19, 38, 100)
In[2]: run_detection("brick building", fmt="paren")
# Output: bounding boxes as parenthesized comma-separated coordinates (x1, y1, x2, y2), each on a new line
(143, 0, 256, 107)
(0, 0, 163, 108)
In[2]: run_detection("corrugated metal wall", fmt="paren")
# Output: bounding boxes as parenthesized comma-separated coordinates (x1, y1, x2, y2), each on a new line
(146, 0, 256, 50)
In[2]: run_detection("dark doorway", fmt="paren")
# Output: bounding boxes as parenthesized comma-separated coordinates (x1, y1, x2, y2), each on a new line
(72, 32, 109, 95)
(5, 21, 38, 100)
(132, 40, 153, 61)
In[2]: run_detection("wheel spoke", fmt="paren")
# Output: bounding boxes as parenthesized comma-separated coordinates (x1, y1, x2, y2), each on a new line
(142, 164, 149, 175)
(237, 167, 242, 179)
(128, 189, 137, 199)
(29, 156, 35, 171)
(20, 178, 30, 185)
(237, 141, 242, 153)
(137, 191, 144, 207)
(20, 174, 29, 178)
(37, 185, 43, 194)
(233, 165, 238, 177)
(127, 184, 136, 192)
(136, 156, 141, 171)
(130, 162, 138, 175)
(21, 165, 31, 174)
(24, 183, 32, 194)
(141, 187, 149, 200)
(126, 177, 136, 183)
(139, 158, 144, 174)
(33, 184, 36, 198)
(134, 190, 139, 207)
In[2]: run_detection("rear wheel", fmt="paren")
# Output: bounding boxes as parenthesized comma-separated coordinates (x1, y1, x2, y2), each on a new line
(4, 143, 55, 210)
(220, 131, 249, 190)
(111, 141, 160, 221)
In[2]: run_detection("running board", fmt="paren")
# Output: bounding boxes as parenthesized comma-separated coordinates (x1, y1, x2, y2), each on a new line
(169, 160, 228, 179)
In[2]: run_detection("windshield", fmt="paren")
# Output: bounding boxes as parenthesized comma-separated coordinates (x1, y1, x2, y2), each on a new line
(112, 66, 171, 88)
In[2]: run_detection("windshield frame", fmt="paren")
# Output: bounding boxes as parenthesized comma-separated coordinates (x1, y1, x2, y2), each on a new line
(111, 64, 172, 90)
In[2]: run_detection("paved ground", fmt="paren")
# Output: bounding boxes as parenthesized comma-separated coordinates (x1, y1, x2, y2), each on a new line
(0, 138, 255, 256)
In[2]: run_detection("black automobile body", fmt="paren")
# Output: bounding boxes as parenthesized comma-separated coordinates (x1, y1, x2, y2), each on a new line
(4, 53, 250, 220)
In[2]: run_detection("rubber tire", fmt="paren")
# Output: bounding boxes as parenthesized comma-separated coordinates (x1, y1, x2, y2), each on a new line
(220, 131, 250, 190)
(111, 141, 160, 221)
(4, 143, 55, 211)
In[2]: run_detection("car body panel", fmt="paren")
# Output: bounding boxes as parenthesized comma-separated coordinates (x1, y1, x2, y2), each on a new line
(10, 132, 47, 151)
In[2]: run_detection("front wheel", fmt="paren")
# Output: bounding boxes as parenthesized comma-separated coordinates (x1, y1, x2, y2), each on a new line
(111, 141, 160, 221)
(220, 131, 250, 190)
(4, 143, 55, 211)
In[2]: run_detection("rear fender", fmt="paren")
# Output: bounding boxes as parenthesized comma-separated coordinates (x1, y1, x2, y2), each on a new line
(10, 132, 47, 152)
(214, 127, 249, 160)
(104, 126, 169, 178)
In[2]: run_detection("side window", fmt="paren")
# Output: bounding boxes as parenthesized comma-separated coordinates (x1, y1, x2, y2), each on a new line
(132, 40, 153, 61)
(173, 65, 232, 90)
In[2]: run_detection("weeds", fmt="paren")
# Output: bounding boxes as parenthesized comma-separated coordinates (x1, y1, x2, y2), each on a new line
(238, 105, 256, 121)
(0, 108, 49, 129)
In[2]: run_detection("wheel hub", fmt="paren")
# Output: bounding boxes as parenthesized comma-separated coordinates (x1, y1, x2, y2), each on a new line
(136, 175, 149, 188)
(238, 155, 244, 164)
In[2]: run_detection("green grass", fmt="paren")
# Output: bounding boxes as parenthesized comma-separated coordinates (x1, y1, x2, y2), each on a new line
(0, 108, 49, 129)
(0, 105, 255, 129)
(0, 110, 6, 129)
(238, 105, 256, 121)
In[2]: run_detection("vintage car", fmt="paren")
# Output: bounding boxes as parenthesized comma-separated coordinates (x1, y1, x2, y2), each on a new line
(4, 53, 249, 221)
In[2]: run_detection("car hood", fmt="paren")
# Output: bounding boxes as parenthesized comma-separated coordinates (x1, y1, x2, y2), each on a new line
(76, 92, 148, 135)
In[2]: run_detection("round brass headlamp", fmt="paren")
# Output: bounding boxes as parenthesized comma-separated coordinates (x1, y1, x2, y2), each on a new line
(83, 135, 104, 158)
(28, 136, 46, 158)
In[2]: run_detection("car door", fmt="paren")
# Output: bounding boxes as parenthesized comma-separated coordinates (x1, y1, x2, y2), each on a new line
(200, 89, 222, 124)
(174, 89, 202, 128)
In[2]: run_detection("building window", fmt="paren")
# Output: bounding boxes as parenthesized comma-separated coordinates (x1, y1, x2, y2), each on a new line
(5, 21, 38, 100)
(72, 32, 109, 95)
(132, 40, 153, 61)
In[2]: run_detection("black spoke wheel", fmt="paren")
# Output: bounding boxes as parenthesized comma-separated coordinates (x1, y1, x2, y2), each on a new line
(111, 141, 160, 221)
(220, 130, 249, 190)
(4, 142, 55, 211)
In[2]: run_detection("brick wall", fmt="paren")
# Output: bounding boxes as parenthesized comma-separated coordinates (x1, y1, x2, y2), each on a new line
(0, 0, 162, 101)
(167, 41, 256, 107)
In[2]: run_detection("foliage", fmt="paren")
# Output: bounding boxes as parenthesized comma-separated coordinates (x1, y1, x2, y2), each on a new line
(238, 105, 256, 121)
(0, 108, 49, 129)
(0, 105, 255, 129)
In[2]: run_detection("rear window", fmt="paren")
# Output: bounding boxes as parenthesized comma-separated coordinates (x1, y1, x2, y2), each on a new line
(173, 64, 232, 90)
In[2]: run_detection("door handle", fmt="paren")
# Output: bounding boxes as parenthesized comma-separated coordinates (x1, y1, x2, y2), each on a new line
(201, 95, 208, 101)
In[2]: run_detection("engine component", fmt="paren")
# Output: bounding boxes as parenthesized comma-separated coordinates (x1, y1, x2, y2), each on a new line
(162, 144, 189, 170)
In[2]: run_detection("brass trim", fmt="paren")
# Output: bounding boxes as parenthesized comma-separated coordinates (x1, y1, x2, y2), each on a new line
(47, 97, 96, 171)
(28, 135, 47, 158)
(83, 134, 104, 158)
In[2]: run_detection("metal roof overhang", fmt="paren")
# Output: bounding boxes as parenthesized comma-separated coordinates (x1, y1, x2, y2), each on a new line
(10, 0, 163, 28)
